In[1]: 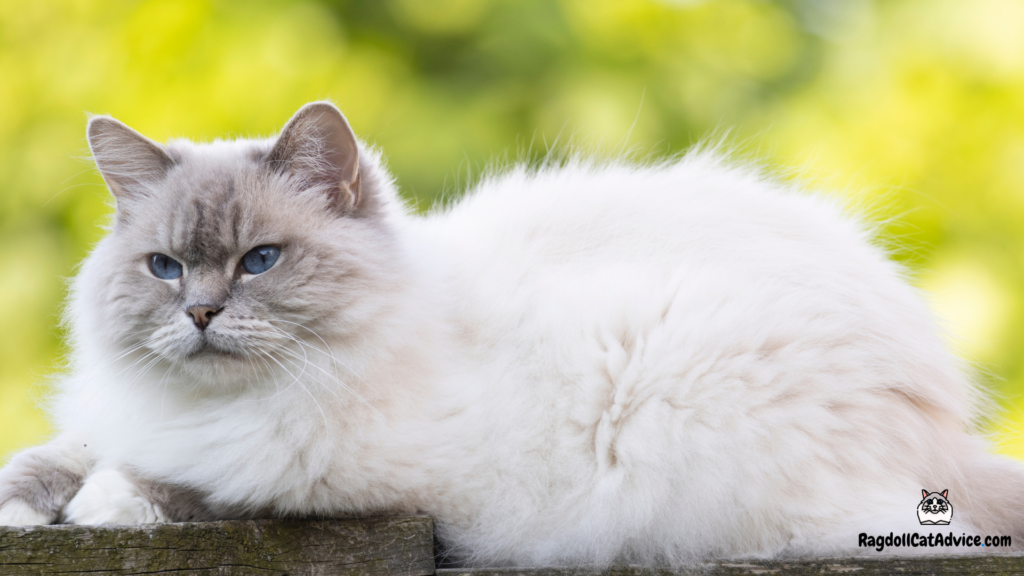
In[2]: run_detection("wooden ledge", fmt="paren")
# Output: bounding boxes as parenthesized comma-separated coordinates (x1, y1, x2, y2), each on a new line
(0, 516, 435, 575)
(440, 555, 1024, 576)
(2, 518, 1023, 575)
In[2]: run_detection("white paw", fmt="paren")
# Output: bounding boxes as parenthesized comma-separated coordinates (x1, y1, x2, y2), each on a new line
(0, 499, 55, 526)
(63, 469, 167, 525)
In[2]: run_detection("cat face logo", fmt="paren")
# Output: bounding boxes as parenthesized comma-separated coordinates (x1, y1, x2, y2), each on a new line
(917, 489, 953, 525)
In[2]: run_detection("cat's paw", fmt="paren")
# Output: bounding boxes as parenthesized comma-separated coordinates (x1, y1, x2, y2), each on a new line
(0, 498, 56, 526)
(62, 469, 167, 525)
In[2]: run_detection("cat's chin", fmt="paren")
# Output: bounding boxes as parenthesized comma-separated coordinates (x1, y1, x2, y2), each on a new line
(177, 345, 259, 388)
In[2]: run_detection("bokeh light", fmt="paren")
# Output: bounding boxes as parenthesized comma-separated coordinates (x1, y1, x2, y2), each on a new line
(1, 0, 1022, 461)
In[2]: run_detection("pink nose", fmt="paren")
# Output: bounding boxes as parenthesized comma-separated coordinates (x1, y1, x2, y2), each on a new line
(186, 305, 220, 330)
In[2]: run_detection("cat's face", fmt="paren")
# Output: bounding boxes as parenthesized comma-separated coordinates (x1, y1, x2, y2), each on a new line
(77, 103, 400, 389)
(918, 490, 951, 514)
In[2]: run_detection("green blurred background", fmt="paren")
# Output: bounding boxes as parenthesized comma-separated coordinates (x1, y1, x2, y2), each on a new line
(1, 0, 1023, 462)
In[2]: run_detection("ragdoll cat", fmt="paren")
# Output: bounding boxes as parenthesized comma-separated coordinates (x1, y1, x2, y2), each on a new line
(917, 490, 953, 525)
(0, 101, 1022, 566)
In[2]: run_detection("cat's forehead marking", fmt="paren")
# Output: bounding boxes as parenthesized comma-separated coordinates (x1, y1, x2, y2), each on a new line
(169, 169, 246, 266)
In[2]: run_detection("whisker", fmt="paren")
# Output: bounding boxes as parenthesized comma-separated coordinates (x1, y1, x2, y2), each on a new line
(273, 346, 348, 405)
(262, 340, 312, 389)
(76, 348, 158, 411)
(261, 345, 329, 427)
(268, 320, 375, 392)
(258, 342, 314, 399)
(79, 336, 157, 375)
(75, 348, 164, 423)
(70, 336, 159, 401)
(122, 354, 164, 391)
(256, 352, 281, 396)
(246, 355, 265, 391)
(267, 334, 385, 419)
(158, 358, 174, 417)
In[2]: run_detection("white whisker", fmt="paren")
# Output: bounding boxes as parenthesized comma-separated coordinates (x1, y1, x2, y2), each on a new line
(269, 319, 375, 392)
(261, 345, 329, 427)
(267, 330, 385, 419)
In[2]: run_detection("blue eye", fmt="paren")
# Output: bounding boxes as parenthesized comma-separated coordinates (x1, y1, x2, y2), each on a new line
(241, 245, 280, 275)
(149, 253, 183, 280)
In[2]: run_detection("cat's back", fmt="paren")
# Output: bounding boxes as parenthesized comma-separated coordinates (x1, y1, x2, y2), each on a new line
(424, 152, 903, 317)
(431, 153, 873, 274)
(416, 150, 968, 422)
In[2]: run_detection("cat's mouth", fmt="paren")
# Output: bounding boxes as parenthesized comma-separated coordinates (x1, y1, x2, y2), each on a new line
(168, 335, 266, 388)
(190, 346, 236, 358)
(187, 336, 246, 359)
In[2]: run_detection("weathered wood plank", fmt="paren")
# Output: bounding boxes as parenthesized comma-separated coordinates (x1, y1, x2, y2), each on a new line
(0, 516, 435, 576)
(4, 517, 1022, 576)
(437, 554, 1024, 576)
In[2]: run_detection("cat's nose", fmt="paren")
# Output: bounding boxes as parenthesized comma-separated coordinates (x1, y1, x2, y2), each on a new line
(186, 305, 222, 330)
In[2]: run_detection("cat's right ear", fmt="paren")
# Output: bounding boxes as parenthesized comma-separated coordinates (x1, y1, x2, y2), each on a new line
(922, 489, 928, 499)
(264, 102, 364, 216)
(87, 116, 175, 201)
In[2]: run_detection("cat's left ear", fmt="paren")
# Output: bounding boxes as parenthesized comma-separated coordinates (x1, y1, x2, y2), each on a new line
(265, 101, 363, 215)
(941, 489, 948, 498)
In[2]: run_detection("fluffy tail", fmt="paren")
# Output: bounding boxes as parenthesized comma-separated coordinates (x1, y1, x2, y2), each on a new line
(955, 447, 1024, 547)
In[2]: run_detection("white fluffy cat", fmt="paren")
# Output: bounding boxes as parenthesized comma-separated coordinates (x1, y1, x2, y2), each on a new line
(0, 101, 1021, 566)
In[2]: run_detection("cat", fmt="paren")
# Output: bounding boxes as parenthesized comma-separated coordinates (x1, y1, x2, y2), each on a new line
(0, 101, 1022, 567)
(917, 489, 953, 525)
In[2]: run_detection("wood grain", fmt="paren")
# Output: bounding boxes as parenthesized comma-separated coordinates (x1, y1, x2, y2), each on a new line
(438, 555, 1024, 576)
(0, 516, 435, 576)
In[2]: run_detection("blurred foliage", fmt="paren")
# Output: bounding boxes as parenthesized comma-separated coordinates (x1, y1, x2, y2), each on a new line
(1, 0, 1023, 461)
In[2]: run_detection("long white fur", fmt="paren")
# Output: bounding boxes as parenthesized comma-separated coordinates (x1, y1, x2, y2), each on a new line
(0, 499, 53, 526)
(8, 128, 1024, 566)
(63, 469, 167, 525)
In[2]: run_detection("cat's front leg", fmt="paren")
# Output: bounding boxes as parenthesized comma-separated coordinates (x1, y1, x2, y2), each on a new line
(0, 438, 91, 525)
(63, 468, 217, 525)
(62, 468, 166, 524)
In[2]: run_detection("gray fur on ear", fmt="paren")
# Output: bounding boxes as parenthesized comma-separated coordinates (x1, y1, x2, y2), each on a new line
(265, 101, 363, 215)
(87, 116, 175, 200)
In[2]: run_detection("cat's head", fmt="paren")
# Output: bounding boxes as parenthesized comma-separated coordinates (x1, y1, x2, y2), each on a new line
(919, 489, 951, 513)
(73, 102, 405, 389)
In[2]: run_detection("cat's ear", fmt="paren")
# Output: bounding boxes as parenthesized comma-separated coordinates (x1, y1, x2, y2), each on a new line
(87, 116, 175, 200)
(941, 489, 948, 498)
(265, 101, 363, 215)
(922, 489, 928, 499)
